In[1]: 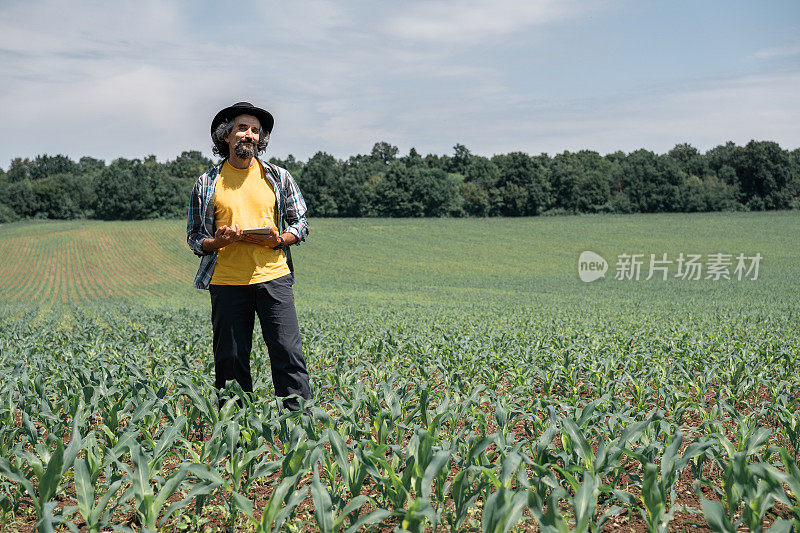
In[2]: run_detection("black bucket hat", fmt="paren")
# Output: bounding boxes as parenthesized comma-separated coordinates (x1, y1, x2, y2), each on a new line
(210, 101, 275, 136)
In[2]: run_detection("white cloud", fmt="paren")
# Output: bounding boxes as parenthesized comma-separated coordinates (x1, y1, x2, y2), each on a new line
(478, 71, 800, 156)
(384, 0, 609, 45)
(753, 42, 800, 60)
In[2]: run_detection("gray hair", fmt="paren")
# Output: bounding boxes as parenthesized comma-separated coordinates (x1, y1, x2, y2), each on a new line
(211, 118, 270, 158)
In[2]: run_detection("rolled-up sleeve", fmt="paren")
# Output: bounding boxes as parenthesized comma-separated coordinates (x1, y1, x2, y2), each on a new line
(283, 169, 309, 244)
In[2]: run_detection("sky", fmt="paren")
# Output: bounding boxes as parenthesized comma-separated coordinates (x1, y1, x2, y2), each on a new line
(1, 0, 798, 167)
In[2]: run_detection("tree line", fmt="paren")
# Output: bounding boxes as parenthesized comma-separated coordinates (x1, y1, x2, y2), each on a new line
(0, 140, 798, 223)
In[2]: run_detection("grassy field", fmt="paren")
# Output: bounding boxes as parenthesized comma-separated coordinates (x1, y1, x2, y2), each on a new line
(0, 211, 797, 311)
(0, 212, 799, 532)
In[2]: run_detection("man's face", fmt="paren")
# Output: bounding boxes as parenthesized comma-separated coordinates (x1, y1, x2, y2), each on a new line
(225, 114, 261, 159)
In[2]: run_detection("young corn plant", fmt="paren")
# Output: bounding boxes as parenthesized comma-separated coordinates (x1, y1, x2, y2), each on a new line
(0, 409, 82, 532)
(445, 465, 489, 531)
(699, 454, 788, 533)
(327, 428, 370, 501)
(528, 470, 600, 533)
(310, 464, 389, 533)
(71, 457, 123, 533)
(773, 448, 800, 530)
(625, 432, 713, 533)
(481, 452, 530, 533)
(698, 420, 774, 526)
(231, 470, 309, 533)
(118, 442, 190, 532)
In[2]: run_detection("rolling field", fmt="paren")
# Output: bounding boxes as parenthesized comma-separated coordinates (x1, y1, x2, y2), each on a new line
(0, 212, 799, 532)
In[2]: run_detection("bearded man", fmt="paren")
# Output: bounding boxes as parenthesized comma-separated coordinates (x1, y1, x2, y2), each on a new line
(187, 101, 311, 411)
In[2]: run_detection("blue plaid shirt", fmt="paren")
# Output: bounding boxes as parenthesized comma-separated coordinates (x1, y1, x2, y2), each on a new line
(186, 160, 309, 290)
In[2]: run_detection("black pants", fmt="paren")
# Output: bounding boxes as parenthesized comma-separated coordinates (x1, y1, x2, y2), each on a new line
(209, 274, 311, 410)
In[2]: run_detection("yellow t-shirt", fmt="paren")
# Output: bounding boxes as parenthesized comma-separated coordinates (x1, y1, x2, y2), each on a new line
(210, 160, 291, 285)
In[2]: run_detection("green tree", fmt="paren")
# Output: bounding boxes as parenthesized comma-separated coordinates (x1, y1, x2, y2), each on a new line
(668, 143, 709, 179)
(464, 155, 500, 190)
(460, 181, 489, 216)
(7, 157, 34, 183)
(549, 151, 613, 213)
(78, 156, 106, 177)
(269, 154, 304, 176)
(30, 154, 79, 180)
(618, 150, 683, 212)
(0, 202, 16, 223)
(375, 160, 462, 217)
(738, 140, 795, 209)
(491, 152, 552, 215)
(340, 154, 378, 217)
(370, 142, 399, 166)
(678, 175, 738, 212)
(447, 144, 471, 174)
(706, 141, 742, 187)
(32, 173, 96, 219)
(95, 158, 157, 220)
(298, 152, 342, 216)
(5, 180, 40, 217)
(165, 151, 213, 182)
(146, 158, 185, 218)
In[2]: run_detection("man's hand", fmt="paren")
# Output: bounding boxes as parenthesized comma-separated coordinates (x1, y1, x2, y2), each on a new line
(202, 224, 242, 251)
(241, 226, 283, 248)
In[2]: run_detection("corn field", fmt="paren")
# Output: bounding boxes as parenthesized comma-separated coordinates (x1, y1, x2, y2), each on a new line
(0, 301, 798, 532)
(0, 215, 798, 531)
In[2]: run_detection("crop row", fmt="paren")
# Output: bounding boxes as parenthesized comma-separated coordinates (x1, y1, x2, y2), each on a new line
(0, 303, 798, 531)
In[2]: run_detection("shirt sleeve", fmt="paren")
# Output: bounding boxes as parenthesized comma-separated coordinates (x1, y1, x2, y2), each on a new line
(282, 168, 309, 243)
(187, 176, 213, 256)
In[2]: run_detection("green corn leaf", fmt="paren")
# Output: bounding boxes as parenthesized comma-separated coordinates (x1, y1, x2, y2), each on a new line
(482, 486, 528, 533)
(562, 417, 592, 466)
(572, 473, 599, 533)
(700, 497, 736, 533)
(152, 416, 186, 466)
(184, 462, 225, 485)
(421, 450, 451, 499)
(88, 478, 123, 528)
(35, 500, 58, 533)
(73, 458, 94, 523)
(310, 465, 334, 533)
(495, 402, 508, 428)
(274, 485, 309, 533)
(230, 491, 254, 518)
(345, 508, 390, 533)
(498, 452, 523, 488)
(766, 519, 793, 533)
(38, 440, 64, 505)
(338, 495, 369, 528)
(0, 458, 36, 506)
(62, 409, 83, 475)
(467, 435, 495, 464)
(152, 468, 188, 528)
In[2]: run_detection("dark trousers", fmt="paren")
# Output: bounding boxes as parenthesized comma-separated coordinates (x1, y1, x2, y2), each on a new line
(209, 274, 311, 410)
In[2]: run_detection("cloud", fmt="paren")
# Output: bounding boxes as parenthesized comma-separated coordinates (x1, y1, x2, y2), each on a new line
(384, 0, 608, 45)
(481, 71, 800, 156)
(752, 42, 800, 60)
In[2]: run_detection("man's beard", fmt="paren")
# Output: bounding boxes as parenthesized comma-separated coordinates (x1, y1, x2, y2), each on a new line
(233, 140, 257, 158)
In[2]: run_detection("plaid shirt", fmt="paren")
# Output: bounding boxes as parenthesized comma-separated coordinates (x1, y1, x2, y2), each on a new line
(186, 159, 309, 290)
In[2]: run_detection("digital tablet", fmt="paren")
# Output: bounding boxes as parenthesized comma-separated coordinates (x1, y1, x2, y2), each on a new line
(242, 226, 274, 235)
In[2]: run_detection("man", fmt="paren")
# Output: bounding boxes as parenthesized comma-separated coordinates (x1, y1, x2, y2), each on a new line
(187, 101, 311, 411)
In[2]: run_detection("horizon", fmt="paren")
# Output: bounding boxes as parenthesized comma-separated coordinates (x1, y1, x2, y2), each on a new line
(4, 136, 798, 171)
